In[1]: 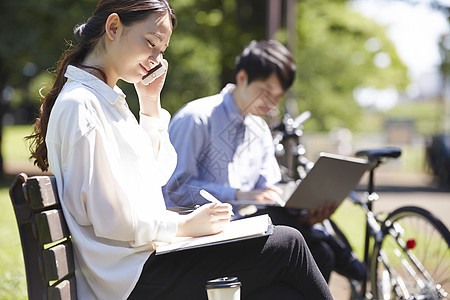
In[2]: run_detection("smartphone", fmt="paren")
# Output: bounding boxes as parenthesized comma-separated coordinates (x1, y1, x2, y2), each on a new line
(141, 62, 166, 85)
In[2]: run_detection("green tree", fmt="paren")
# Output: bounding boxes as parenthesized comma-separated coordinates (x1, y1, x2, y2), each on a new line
(0, 0, 410, 177)
(160, 0, 266, 114)
(289, 0, 409, 131)
(0, 0, 97, 176)
(164, 0, 410, 132)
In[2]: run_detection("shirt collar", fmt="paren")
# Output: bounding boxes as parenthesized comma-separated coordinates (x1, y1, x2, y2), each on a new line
(65, 65, 126, 105)
(221, 84, 245, 123)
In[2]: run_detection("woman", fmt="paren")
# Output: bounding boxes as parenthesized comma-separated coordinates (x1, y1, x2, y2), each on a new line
(27, 0, 333, 299)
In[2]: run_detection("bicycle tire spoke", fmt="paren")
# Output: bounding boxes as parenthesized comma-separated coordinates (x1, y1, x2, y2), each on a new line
(431, 243, 448, 281)
(371, 207, 450, 300)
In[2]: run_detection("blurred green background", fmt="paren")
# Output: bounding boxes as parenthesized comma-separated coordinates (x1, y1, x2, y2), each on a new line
(2, 0, 448, 176)
(1, 0, 442, 131)
(1, 0, 450, 298)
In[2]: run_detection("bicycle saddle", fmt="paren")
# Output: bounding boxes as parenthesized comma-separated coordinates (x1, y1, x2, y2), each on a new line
(355, 147, 402, 162)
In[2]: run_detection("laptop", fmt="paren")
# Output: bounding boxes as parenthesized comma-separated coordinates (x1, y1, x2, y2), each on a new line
(236, 152, 369, 210)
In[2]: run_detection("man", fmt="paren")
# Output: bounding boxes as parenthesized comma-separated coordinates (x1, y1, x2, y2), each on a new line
(163, 40, 364, 282)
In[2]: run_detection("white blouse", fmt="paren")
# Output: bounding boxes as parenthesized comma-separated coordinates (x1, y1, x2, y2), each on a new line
(46, 65, 179, 299)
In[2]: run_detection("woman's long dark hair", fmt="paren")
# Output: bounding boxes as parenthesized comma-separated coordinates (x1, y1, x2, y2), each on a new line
(27, 0, 176, 172)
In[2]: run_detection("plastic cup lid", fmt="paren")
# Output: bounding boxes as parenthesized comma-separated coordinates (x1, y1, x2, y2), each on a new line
(205, 277, 241, 289)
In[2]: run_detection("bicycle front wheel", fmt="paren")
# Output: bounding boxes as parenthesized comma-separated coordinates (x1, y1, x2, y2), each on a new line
(371, 206, 450, 300)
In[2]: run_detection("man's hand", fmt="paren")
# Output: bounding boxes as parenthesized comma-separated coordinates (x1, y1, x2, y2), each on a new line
(236, 186, 284, 205)
(298, 202, 338, 227)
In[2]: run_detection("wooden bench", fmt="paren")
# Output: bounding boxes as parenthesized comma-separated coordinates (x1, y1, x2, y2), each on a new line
(9, 173, 77, 300)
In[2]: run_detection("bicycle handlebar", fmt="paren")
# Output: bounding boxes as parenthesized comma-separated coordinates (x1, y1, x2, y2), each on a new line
(271, 111, 311, 134)
(294, 111, 311, 127)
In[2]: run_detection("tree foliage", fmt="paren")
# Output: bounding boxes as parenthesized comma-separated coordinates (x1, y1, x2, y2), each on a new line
(0, 0, 95, 176)
(0, 0, 95, 87)
(159, 0, 266, 114)
(0, 0, 409, 127)
(0, 0, 412, 176)
(289, 0, 409, 131)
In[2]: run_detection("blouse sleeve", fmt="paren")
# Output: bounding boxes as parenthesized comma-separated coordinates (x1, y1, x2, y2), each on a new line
(50, 97, 179, 247)
(140, 109, 177, 186)
(60, 128, 179, 247)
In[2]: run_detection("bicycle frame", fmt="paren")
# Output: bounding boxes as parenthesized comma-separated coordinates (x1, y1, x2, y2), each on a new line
(351, 159, 448, 299)
(374, 225, 439, 299)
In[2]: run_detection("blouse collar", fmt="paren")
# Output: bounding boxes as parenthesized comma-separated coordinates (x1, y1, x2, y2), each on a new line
(64, 65, 126, 105)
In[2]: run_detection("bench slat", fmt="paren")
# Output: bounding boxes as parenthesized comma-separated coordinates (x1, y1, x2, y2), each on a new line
(48, 277, 77, 300)
(27, 176, 59, 210)
(43, 241, 75, 281)
(35, 209, 71, 245)
(10, 174, 77, 299)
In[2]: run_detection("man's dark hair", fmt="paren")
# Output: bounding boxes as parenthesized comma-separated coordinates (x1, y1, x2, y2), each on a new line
(235, 40, 296, 91)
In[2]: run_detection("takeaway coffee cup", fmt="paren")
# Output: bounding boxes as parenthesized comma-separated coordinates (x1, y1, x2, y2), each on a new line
(206, 277, 241, 300)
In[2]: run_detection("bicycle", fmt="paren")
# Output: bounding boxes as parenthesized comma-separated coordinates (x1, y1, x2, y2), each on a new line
(345, 147, 450, 299)
(271, 110, 313, 181)
(271, 114, 450, 299)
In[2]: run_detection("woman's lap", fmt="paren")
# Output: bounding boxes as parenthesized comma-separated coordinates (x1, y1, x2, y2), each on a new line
(128, 225, 331, 300)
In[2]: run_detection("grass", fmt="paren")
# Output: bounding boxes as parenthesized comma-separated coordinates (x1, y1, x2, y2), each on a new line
(1, 125, 33, 299)
(2, 125, 33, 163)
(331, 200, 366, 259)
(0, 180, 27, 300)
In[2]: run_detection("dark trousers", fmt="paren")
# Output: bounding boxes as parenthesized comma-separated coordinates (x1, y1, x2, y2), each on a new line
(252, 207, 336, 282)
(128, 226, 333, 299)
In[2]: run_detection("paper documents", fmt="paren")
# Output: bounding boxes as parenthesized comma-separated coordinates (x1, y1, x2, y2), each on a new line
(155, 214, 273, 255)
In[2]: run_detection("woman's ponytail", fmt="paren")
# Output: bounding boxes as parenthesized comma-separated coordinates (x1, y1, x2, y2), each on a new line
(26, 0, 176, 172)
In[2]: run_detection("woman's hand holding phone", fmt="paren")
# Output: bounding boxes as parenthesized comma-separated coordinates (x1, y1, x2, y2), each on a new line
(141, 62, 166, 85)
(135, 55, 168, 118)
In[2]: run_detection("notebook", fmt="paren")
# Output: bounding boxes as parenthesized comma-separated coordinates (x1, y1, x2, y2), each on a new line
(155, 214, 273, 255)
(235, 152, 369, 210)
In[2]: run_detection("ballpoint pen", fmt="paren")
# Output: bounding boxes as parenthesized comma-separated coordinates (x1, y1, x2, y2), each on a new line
(199, 189, 222, 204)
(200, 189, 234, 215)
